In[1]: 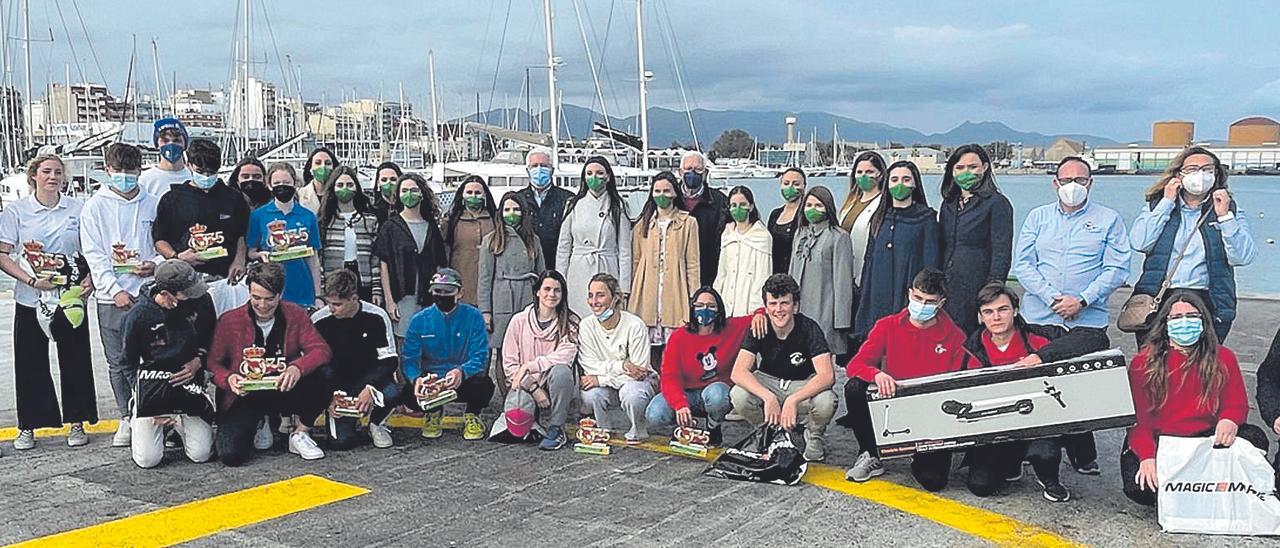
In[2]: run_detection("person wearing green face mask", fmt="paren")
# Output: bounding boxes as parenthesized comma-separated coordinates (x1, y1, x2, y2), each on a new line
(787, 185, 856, 359)
(478, 193, 546, 365)
(629, 172, 701, 370)
(714, 186, 773, 316)
(372, 173, 448, 338)
(768, 168, 808, 274)
(297, 147, 338, 214)
(371, 162, 403, 224)
(853, 160, 941, 343)
(938, 144, 1012, 336)
(318, 167, 382, 304)
(445, 176, 498, 308)
(838, 152, 887, 288)
(556, 157, 634, 320)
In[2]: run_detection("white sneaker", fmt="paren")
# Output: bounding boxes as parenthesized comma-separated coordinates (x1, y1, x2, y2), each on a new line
(846, 451, 884, 482)
(288, 431, 325, 460)
(724, 411, 745, 422)
(13, 429, 35, 450)
(67, 424, 89, 447)
(253, 420, 274, 450)
(369, 422, 393, 449)
(112, 420, 132, 447)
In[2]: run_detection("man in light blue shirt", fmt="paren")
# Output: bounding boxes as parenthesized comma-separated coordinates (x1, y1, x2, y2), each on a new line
(1129, 147, 1254, 341)
(1011, 156, 1130, 477)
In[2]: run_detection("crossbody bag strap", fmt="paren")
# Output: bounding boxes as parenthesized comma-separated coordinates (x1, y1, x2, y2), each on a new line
(1154, 209, 1210, 304)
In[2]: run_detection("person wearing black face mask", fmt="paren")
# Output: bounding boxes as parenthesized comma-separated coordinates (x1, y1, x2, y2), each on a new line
(246, 163, 323, 310)
(230, 157, 270, 208)
(676, 151, 728, 287)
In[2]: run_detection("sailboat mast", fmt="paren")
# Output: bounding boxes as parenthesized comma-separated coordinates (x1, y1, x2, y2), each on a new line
(427, 49, 442, 167)
(151, 38, 163, 118)
(241, 0, 251, 156)
(22, 0, 32, 148)
(636, 0, 649, 169)
(0, 0, 14, 167)
(542, 0, 558, 170)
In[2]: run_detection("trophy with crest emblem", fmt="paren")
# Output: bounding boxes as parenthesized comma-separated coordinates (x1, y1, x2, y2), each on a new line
(670, 425, 711, 457)
(188, 224, 227, 260)
(414, 373, 457, 411)
(331, 391, 363, 418)
(265, 219, 314, 262)
(110, 242, 142, 274)
(574, 417, 612, 455)
(238, 345, 289, 391)
(21, 241, 69, 286)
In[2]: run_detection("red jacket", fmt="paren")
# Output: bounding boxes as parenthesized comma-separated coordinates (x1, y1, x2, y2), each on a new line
(1126, 346, 1249, 461)
(846, 310, 968, 382)
(982, 330, 1050, 366)
(208, 302, 332, 409)
(659, 315, 753, 410)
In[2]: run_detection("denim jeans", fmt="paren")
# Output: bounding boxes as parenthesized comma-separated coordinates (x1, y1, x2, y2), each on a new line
(645, 381, 732, 432)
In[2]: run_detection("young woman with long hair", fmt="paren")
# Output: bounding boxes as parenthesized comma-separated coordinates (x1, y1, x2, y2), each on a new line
(317, 166, 381, 304)
(556, 156, 633, 319)
(371, 173, 449, 338)
(938, 144, 1013, 335)
(788, 185, 855, 357)
(444, 175, 499, 308)
(500, 270, 580, 451)
(479, 192, 545, 362)
(713, 185, 772, 316)
(629, 171, 701, 368)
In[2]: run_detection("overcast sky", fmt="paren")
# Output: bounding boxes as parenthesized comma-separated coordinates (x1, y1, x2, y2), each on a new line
(10, 0, 1280, 141)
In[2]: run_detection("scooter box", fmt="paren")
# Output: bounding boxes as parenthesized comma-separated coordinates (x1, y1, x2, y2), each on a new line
(868, 349, 1136, 459)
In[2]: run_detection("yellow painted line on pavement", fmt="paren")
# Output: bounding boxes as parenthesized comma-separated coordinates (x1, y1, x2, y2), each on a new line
(0, 421, 120, 442)
(7, 474, 368, 548)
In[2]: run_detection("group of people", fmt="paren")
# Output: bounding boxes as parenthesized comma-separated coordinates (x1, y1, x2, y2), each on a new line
(3, 115, 1280, 515)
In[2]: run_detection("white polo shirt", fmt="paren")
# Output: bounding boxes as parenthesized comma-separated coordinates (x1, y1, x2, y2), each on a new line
(0, 194, 85, 306)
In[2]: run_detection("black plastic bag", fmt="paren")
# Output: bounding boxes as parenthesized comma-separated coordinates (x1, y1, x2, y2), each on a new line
(703, 424, 808, 485)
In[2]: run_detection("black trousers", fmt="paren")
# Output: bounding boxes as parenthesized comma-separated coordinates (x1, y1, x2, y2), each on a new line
(908, 443, 1027, 496)
(329, 379, 404, 451)
(401, 374, 494, 415)
(1024, 323, 1108, 471)
(13, 304, 97, 429)
(1121, 423, 1272, 506)
(838, 379, 879, 454)
(216, 367, 333, 467)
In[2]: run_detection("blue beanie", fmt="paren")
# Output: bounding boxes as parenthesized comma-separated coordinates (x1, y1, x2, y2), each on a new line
(153, 117, 189, 146)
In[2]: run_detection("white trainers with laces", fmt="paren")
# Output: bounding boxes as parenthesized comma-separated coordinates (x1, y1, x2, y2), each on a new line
(67, 423, 89, 447)
(13, 429, 35, 450)
(846, 451, 885, 482)
(112, 420, 132, 448)
(369, 422, 393, 449)
(288, 431, 325, 460)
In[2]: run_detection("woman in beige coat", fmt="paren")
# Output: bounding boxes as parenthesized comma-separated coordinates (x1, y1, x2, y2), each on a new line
(629, 171, 700, 369)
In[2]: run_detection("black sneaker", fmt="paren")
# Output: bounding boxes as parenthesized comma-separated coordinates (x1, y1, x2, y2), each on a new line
(708, 426, 723, 448)
(1074, 461, 1100, 475)
(1038, 479, 1071, 502)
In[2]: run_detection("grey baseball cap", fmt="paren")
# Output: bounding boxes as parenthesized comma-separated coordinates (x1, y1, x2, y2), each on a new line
(153, 259, 208, 299)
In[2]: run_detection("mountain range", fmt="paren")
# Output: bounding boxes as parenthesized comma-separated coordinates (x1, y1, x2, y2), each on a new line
(459, 104, 1119, 149)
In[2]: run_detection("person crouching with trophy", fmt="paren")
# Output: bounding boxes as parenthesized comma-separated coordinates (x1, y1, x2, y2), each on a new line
(208, 262, 333, 465)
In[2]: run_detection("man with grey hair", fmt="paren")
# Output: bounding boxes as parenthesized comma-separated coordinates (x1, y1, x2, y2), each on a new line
(516, 149, 573, 270)
(678, 150, 728, 286)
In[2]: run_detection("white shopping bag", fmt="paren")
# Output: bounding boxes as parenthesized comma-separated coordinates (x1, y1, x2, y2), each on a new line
(1157, 436, 1280, 535)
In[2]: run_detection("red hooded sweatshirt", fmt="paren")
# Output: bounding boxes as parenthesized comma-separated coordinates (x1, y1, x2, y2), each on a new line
(846, 310, 968, 382)
(659, 314, 755, 410)
(1126, 346, 1249, 461)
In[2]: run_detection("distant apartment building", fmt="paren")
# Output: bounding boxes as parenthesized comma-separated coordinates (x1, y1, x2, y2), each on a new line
(46, 83, 129, 124)
(173, 88, 226, 128)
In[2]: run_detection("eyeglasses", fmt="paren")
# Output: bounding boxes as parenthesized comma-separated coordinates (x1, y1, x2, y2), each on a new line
(1179, 164, 1215, 175)
(1055, 176, 1092, 185)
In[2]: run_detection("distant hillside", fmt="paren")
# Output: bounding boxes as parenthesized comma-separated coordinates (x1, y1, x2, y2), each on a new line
(457, 105, 1119, 149)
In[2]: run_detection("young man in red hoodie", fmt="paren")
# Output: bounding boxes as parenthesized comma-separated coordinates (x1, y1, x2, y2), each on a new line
(208, 262, 332, 466)
(842, 268, 968, 491)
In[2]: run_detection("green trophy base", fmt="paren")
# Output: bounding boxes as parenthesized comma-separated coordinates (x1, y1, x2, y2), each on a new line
(268, 247, 314, 262)
(112, 263, 141, 275)
(333, 407, 363, 418)
(240, 378, 280, 391)
(574, 443, 611, 455)
(669, 442, 708, 458)
(196, 247, 228, 261)
(416, 390, 457, 412)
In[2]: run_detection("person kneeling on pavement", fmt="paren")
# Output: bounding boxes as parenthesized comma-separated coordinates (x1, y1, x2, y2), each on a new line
(312, 269, 400, 450)
(122, 260, 217, 468)
(843, 268, 967, 490)
(730, 274, 837, 462)
(647, 286, 765, 447)
(401, 268, 493, 441)
(500, 271, 579, 450)
(1124, 290, 1273, 506)
(577, 272, 657, 444)
(208, 262, 333, 465)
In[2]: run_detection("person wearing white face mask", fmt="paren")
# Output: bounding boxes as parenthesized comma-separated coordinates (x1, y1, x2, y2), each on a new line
(516, 149, 573, 271)
(1130, 147, 1255, 343)
(80, 143, 161, 447)
(1011, 156, 1130, 476)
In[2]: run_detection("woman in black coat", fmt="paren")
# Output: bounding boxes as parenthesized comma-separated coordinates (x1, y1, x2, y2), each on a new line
(938, 144, 1013, 335)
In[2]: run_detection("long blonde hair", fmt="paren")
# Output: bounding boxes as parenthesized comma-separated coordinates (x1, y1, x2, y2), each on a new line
(1142, 146, 1228, 203)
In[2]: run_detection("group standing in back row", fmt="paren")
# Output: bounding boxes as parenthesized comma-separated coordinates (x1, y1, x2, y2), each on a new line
(3, 115, 1279, 514)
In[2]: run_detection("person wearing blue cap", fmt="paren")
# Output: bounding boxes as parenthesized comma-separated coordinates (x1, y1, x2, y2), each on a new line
(139, 117, 193, 197)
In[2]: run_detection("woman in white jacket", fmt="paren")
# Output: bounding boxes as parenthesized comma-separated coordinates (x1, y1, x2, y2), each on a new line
(556, 156, 633, 320)
(577, 272, 655, 444)
(713, 186, 772, 316)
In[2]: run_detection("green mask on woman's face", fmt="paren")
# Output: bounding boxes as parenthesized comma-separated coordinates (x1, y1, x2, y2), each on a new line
(586, 175, 606, 192)
(781, 186, 801, 202)
(464, 195, 484, 210)
(652, 194, 673, 210)
(335, 188, 355, 203)
(729, 205, 749, 223)
(855, 174, 876, 192)
(379, 181, 397, 199)
(889, 183, 914, 201)
(311, 166, 332, 184)
(503, 212, 522, 227)
(954, 171, 980, 190)
(400, 191, 423, 209)
(803, 206, 826, 224)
